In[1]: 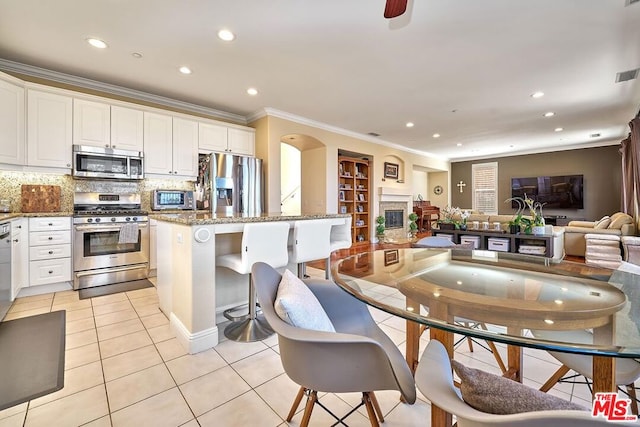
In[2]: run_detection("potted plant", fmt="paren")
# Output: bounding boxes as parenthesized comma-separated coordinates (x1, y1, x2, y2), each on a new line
(508, 194, 545, 235)
(438, 206, 460, 230)
(408, 212, 418, 238)
(375, 215, 386, 240)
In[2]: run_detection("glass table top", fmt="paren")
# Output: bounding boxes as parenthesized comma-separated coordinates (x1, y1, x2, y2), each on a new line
(331, 248, 640, 357)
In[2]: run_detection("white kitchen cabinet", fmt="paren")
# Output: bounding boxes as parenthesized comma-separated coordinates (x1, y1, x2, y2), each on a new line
(149, 218, 157, 277)
(199, 122, 255, 156)
(111, 105, 144, 151)
(27, 89, 73, 168)
(0, 74, 25, 166)
(73, 98, 110, 148)
(227, 127, 255, 156)
(10, 218, 27, 299)
(27, 217, 72, 287)
(144, 112, 173, 175)
(172, 117, 199, 177)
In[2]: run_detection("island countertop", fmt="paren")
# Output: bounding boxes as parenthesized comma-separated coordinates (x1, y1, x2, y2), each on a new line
(151, 212, 351, 225)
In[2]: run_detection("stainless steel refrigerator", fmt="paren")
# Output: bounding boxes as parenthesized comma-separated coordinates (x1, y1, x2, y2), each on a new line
(195, 153, 264, 216)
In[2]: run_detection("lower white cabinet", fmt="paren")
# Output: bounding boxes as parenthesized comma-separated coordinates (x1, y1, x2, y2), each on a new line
(10, 218, 28, 299)
(149, 218, 157, 277)
(28, 217, 72, 287)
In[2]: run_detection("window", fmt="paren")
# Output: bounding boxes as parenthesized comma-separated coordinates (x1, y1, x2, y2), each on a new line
(472, 162, 498, 214)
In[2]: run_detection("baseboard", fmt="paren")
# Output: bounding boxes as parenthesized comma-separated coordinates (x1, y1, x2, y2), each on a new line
(17, 282, 73, 298)
(169, 313, 219, 354)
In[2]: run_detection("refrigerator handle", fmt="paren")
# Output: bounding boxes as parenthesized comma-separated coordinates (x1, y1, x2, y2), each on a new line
(237, 162, 244, 214)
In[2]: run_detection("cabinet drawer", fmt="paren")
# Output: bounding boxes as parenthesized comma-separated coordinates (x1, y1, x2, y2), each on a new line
(29, 258, 71, 286)
(29, 217, 71, 232)
(29, 244, 71, 261)
(29, 230, 71, 246)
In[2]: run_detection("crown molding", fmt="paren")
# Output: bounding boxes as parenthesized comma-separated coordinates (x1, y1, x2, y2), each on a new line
(251, 107, 448, 161)
(0, 58, 247, 124)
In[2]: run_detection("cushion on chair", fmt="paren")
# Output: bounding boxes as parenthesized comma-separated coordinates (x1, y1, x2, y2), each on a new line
(594, 216, 611, 229)
(274, 270, 336, 332)
(451, 360, 585, 415)
(608, 213, 633, 229)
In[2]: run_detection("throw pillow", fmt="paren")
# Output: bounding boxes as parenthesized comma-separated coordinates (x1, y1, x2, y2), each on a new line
(274, 270, 336, 332)
(452, 360, 585, 414)
(609, 213, 633, 229)
(594, 216, 611, 229)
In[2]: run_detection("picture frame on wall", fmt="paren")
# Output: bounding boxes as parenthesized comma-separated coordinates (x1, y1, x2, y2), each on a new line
(384, 162, 399, 179)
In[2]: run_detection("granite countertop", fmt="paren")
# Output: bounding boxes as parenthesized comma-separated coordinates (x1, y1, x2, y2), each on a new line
(151, 212, 351, 226)
(0, 212, 74, 222)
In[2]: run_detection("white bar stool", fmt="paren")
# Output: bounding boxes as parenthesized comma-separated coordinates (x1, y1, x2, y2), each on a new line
(216, 221, 290, 342)
(327, 216, 353, 279)
(289, 219, 332, 278)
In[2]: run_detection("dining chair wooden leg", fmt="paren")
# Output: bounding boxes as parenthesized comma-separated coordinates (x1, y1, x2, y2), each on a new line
(626, 384, 638, 415)
(466, 337, 474, 352)
(287, 386, 307, 421)
(478, 323, 507, 374)
(363, 392, 381, 427)
(539, 364, 571, 392)
(300, 390, 318, 427)
(369, 391, 385, 422)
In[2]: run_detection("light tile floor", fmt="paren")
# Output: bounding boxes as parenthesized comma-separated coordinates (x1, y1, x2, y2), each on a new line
(0, 267, 613, 427)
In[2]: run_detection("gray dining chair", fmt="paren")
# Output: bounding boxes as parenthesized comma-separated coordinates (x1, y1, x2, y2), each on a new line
(416, 340, 627, 426)
(251, 261, 416, 427)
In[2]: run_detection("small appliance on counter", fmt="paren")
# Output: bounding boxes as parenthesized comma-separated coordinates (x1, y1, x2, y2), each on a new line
(151, 190, 195, 210)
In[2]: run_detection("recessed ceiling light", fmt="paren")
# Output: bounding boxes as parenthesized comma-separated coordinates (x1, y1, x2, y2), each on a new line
(543, 112, 555, 117)
(179, 66, 192, 75)
(531, 91, 545, 98)
(590, 133, 601, 138)
(406, 122, 414, 128)
(554, 127, 563, 132)
(456, 143, 462, 147)
(247, 87, 258, 96)
(433, 133, 441, 138)
(131, 52, 143, 59)
(218, 29, 235, 41)
(87, 38, 107, 49)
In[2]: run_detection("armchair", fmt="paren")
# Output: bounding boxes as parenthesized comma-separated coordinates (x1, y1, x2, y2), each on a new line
(251, 262, 416, 427)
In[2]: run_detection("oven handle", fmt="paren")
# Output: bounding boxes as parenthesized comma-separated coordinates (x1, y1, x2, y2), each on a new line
(74, 223, 149, 232)
(74, 263, 149, 278)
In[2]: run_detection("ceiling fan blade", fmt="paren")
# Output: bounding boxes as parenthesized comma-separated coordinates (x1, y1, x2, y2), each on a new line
(384, 0, 408, 18)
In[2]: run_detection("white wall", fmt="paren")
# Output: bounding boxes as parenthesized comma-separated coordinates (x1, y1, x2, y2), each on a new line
(412, 169, 428, 201)
(280, 143, 301, 215)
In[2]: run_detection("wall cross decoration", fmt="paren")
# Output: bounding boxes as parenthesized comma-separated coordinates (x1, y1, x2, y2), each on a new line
(457, 181, 466, 193)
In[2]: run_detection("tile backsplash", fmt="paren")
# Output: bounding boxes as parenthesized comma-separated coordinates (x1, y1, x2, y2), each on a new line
(0, 171, 195, 213)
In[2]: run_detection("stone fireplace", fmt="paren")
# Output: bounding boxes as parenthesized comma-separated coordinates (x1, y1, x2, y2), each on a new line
(378, 187, 412, 241)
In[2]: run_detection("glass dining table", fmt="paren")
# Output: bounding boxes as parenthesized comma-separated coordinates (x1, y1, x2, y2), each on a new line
(331, 247, 640, 427)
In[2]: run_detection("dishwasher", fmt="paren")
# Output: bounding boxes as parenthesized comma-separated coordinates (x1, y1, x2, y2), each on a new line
(0, 222, 11, 321)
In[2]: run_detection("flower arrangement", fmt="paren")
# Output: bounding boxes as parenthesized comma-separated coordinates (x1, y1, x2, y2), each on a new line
(505, 194, 545, 234)
(439, 206, 470, 230)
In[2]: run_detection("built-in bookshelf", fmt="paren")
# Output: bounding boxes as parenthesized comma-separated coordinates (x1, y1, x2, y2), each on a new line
(339, 156, 371, 245)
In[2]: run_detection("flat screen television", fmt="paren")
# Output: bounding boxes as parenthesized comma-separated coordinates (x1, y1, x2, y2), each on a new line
(511, 175, 584, 209)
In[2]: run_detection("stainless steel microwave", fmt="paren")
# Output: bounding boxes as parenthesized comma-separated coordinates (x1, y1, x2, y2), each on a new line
(151, 190, 195, 210)
(72, 145, 144, 180)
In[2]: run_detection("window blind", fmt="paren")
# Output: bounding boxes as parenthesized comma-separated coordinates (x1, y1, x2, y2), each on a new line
(472, 162, 498, 214)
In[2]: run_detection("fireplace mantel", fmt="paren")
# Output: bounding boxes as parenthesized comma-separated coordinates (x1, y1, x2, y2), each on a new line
(378, 187, 412, 202)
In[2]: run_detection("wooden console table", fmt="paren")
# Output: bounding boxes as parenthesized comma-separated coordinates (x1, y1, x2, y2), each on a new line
(432, 228, 554, 258)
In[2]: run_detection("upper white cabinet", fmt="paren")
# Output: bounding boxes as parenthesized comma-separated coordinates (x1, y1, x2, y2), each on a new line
(27, 89, 73, 168)
(228, 128, 255, 156)
(199, 122, 255, 156)
(0, 75, 25, 166)
(73, 98, 110, 147)
(74, 99, 144, 151)
(144, 112, 173, 175)
(172, 117, 199, 177)
(111, 105, 144, 151)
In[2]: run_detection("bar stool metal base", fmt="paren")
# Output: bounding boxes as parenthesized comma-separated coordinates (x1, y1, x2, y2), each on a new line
(223, 314, 274, 342)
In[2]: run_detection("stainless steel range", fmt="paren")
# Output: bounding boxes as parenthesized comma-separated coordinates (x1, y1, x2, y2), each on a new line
(73, 192, 149, 290)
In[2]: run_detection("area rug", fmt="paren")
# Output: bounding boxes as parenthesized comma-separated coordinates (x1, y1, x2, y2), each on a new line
(78, 279, 154, 300)
(0, 310, 65, 411)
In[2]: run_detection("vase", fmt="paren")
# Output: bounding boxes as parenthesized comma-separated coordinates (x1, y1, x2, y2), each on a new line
(459, 224, 467, 231)
(532, 226, 546, 236)
(439, 223, 455, 230)
(509, 224, 519, 234)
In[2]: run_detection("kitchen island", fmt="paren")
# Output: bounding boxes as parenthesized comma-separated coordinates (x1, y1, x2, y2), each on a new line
(153, 212, 351, 353)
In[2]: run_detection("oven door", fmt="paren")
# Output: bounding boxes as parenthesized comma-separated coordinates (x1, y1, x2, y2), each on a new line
(73, 223, 149, 272)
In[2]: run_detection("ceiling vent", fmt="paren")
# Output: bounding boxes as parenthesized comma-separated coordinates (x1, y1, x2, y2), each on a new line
(616, 68, 640, 83)
(625, 0, 640, 6)
(367, 132, 380, 137)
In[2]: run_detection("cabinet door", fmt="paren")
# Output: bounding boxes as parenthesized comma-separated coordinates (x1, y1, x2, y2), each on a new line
(27, 89, 73, 168)
(0, 77, 25, 165)
(144, 112, 173, 175)
(172, 117, 198, 177)
(111, 105, 143, 151)
(11, 219, 27, 295)
(227, 128, 255, 156)
(149, 220, 157, 274)
(73, 98, 111, 148)
(198, 122, 228, 153)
